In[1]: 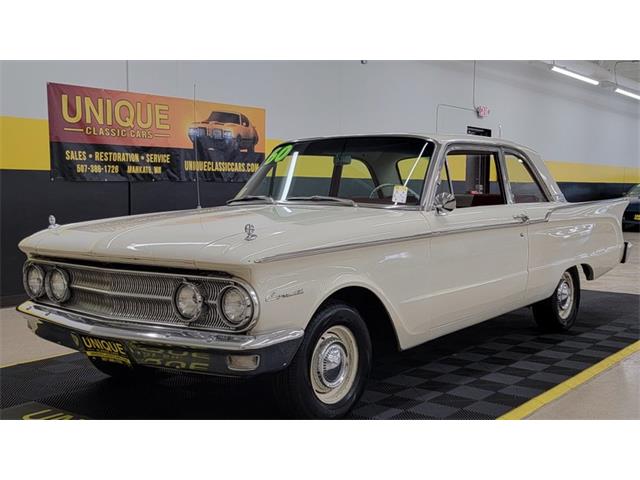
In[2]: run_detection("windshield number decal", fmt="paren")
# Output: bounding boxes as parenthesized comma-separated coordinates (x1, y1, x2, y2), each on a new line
(265, 144, 293, 164)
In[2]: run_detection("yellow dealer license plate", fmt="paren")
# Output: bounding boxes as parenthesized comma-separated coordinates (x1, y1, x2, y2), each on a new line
(634, 213, 640, 221)
(79, 335, 131, 366)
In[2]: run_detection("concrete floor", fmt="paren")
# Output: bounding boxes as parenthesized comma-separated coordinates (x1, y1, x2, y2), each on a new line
(528, 350, 640, 419)
(1, 231, 638, 419)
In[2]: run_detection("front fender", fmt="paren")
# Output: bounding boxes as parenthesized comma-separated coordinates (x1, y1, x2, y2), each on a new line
(248, 259, 416, 350)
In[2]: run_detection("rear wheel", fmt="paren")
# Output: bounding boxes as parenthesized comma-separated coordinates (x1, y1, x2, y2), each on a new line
(532, 268, 580, 332)
(272, 300, 371, 419)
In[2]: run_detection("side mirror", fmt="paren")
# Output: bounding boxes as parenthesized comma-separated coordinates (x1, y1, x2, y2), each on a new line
(434, 192, 456, 215)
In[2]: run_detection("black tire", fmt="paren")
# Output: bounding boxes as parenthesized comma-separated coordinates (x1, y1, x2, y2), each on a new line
(236, 135, 242, 152)
(272, 300, 372, 419)
(532, 267, 580, 332)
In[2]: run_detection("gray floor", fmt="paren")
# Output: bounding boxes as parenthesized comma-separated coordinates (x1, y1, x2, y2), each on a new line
(1, 231, 638, 419)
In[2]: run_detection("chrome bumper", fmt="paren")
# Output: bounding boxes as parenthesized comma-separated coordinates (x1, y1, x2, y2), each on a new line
(17, 301, 304, 377)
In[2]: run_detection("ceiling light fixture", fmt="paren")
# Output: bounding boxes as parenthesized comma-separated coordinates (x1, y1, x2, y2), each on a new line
(614, 87, 640, 101)
(551, 65, 600, 86)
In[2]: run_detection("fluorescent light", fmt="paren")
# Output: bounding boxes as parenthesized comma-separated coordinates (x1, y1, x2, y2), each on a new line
(551, 66, 600, 86)
(615, 87, 640, 101)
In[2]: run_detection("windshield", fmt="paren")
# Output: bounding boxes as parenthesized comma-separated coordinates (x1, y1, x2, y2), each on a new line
(206, 111, 240, 124)
(234, 136, 433, 207)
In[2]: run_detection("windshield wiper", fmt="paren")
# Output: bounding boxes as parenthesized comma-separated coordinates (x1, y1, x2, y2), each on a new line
(287, 195, 358, 207)
(226, 195, 275, 205)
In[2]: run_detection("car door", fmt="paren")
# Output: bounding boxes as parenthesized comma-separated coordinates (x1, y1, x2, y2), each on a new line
(501, 149, 562, 303)
(421, 145, 529, 336)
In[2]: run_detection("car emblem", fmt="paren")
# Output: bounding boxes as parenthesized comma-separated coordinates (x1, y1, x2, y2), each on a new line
(244, 223, 257, 241)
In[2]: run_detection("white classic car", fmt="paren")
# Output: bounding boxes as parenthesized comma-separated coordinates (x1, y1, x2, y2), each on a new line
(18, 134, 631, 418)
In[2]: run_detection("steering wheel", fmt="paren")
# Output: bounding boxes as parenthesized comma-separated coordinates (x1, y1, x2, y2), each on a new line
(369, 183, 420, 200)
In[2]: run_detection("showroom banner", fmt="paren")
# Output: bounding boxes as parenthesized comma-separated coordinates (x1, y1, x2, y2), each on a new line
(47, 82, 265, 182)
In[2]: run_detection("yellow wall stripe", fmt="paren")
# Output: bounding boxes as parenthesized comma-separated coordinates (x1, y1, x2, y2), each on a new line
(546, 160, 640, 184)
(1, 116, 639, 185)
(498, 340, 640, 420)
(0, 116, 51, 171)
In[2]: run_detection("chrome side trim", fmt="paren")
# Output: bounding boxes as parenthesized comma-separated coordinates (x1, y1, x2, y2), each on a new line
(527, 197, 630, 225)
(254, 198, 629, 264)
(254, 219, 526, 264)
(545, 197, 628, 213)
(254, 232, 434, 263)
(18, 301, 302, 351)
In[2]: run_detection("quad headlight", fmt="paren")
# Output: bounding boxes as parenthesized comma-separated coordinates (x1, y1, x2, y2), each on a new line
(23, 263, 45, 299)
(45, 267, 71, 303)
(173, 282, 204, 322)
(219, 285, 254, 328)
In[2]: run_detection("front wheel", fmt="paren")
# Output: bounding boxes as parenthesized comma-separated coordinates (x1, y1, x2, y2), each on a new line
(272, 301, 371, 419)
(532, 267, 580, 332)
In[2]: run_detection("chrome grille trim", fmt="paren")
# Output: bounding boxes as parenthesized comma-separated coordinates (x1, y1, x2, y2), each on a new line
(27, 259, 257, 333)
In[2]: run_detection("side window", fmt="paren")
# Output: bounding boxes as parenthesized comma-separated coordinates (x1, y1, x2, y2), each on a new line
(339, 159, 376, 198)
(505, 154, 548, 203)
(241, 114, 249, 126)
(438, 151, 506, 208)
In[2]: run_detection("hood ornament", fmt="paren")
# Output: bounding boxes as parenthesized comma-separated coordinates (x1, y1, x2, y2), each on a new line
(244, 223, 257, 241)
(48, 215, 59, 229)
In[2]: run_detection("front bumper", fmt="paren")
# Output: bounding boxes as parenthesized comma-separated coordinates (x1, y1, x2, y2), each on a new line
(17, 301, 303, 377)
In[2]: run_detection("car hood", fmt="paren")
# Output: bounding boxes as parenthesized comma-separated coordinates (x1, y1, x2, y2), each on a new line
(19, 204, 427, 270)
(191, 121, 228, 128)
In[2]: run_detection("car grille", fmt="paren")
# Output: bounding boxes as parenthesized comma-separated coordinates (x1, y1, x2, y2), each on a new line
(30, 260, 237, 332)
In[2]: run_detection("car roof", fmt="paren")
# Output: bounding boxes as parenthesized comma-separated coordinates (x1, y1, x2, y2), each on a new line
(287, 133, 539, 156)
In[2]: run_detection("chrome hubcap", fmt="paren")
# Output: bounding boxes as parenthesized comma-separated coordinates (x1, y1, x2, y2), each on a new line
(310, 325, 358, 405)
(556, 272, 574, 322)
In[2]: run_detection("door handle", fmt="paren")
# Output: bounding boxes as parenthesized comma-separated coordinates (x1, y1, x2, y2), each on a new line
(513, 213, 529, 223)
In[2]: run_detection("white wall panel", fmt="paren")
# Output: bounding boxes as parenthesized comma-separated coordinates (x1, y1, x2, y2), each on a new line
(1, 60, 638, 167)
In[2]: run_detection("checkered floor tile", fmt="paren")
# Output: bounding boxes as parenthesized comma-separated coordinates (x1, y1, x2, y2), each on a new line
(1, 290, 638, 419)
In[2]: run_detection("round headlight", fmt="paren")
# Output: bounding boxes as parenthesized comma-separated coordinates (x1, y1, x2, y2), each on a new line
(219, 285, 253, 328)
(173, 282, 204, 322)
(45, 268, 71, 303)
(23, 263, 45, 299)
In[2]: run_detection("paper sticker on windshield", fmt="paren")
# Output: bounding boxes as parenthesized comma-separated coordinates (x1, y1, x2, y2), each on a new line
(392, 185, 408, 204)
(265, 144, 293, 165)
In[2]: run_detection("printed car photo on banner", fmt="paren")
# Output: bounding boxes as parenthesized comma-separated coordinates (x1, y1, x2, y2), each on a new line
(47, 82, 265, 182)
